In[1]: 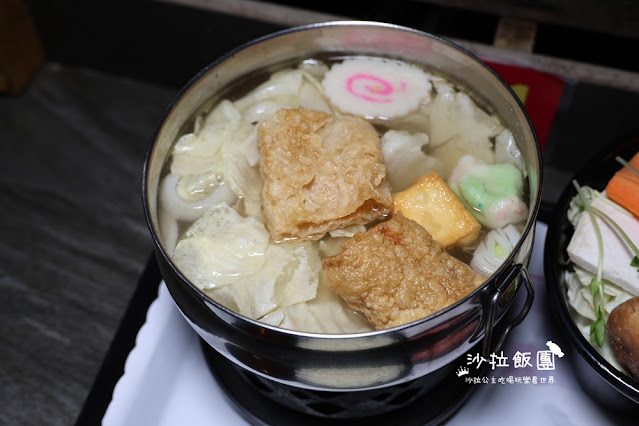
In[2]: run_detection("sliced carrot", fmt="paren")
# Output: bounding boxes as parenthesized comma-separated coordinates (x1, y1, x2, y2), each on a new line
(606, 151, 639, 217)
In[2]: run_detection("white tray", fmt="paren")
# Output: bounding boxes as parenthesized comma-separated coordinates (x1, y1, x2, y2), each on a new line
(103, 223, 632, 425)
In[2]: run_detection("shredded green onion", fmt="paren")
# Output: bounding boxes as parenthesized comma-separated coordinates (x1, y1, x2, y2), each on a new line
(616, 155, 639, 178)
(572, 180, 606, 346)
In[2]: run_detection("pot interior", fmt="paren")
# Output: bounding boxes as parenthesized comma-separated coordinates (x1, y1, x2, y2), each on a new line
(142, 21, 541, 390)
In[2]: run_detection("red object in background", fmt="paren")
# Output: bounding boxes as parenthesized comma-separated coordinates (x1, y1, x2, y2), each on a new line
(484, 61, 565, 151)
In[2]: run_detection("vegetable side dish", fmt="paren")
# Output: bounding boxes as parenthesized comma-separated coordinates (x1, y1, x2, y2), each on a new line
(565, 151, 639, 380)
(157, 56, 530, 333)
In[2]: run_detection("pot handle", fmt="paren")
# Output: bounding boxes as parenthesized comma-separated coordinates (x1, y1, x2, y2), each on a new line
(481, 264, 535, 358)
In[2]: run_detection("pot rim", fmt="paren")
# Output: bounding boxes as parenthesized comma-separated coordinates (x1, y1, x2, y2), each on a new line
(142, 20, 542, 340)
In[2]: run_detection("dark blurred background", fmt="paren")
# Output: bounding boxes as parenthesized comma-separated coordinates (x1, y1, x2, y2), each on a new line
(18, 0, 639, 89)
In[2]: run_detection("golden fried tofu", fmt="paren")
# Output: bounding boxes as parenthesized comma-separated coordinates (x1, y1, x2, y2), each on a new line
(392, 172, 480, 248)
(322, 212, 485, 329)
(258, 108, 392, 241)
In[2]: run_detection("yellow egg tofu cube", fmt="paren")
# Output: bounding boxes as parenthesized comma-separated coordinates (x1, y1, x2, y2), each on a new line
(392, 172, 481, 248)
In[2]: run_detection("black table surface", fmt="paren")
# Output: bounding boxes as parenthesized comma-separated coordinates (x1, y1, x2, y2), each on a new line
(2, 3, 639, 426)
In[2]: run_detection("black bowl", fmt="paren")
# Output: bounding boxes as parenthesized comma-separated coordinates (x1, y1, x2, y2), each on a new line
(544, 135, 639, 413)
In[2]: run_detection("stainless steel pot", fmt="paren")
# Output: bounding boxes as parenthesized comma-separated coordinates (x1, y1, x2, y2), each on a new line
(143, 21, 541, 392)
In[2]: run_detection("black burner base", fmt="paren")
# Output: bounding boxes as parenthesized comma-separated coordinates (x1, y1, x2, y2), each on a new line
(201, 341, 482, 425)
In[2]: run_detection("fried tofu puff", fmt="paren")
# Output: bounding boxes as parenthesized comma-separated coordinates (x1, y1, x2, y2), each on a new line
(392, 172, 481, 248)
(322, 212, 485, 329)
(258, 108, 392, 241)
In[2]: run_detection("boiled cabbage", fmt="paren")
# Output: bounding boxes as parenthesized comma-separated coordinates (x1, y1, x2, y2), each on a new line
(381, 129, 443, 191)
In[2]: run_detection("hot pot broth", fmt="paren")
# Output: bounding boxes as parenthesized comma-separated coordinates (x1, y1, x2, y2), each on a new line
(156, 55, 529, 333)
